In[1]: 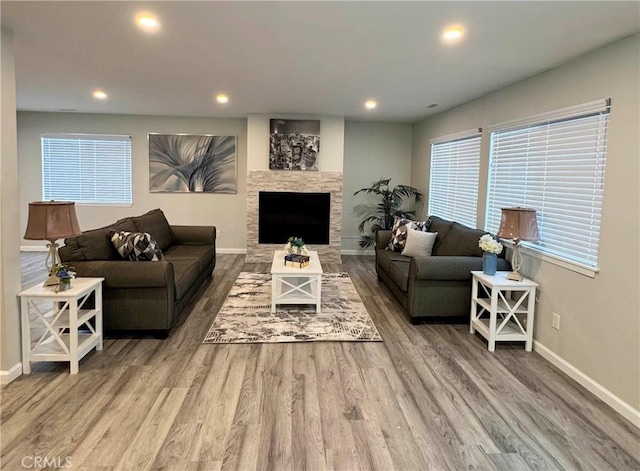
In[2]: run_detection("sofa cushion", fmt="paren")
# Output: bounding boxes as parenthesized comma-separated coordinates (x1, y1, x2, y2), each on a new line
(377, 248, 412, 272)
(388, 261, 410, 292)
(61, 218, 137, 261)
(401, 229, 438, 258)
(163, 245, 215, 272)
(436, 223, 487, 257)
(111, 231, 164, 261)
(427, 216, 455, 255)
(387, 217, 430, 252)
(171, 259, 202, 300)
(131, 209, 174, 251)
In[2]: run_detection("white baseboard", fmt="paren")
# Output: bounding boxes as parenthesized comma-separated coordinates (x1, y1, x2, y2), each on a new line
(341, 249, 375, 255)
(533, 341, 640, 428)
(216, 248, 247, 254)
(20, 245, 47, 252)
(0, 363, 22, 385)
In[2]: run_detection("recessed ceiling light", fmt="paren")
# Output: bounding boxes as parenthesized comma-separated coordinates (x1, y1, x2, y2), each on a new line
(92, 90, 108, 100)
(442, 26, 464, 41)
(365, 99, 377, 110)
(136, 13, 160, 33)
(216, 94, 229, 104)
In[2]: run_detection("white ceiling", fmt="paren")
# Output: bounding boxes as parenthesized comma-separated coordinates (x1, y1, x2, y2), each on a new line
(2, 1, 639, 123)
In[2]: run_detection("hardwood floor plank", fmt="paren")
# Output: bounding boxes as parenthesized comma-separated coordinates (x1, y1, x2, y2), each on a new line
(361, 367, 432, 471)
(189, 346, 249, 462)
(314, 343, 364, 470)
(293, 344, 330, 471)
(116, 387, 189, 470)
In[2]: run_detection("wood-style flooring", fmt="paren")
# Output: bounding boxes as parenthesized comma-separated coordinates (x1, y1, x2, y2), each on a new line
(2, 252, 638, 470)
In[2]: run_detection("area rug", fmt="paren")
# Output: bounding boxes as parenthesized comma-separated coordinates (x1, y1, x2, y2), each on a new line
(203, 272, 382, 343)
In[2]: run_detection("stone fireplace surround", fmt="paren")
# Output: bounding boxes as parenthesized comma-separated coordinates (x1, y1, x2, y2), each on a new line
(246, 170, 343, 263)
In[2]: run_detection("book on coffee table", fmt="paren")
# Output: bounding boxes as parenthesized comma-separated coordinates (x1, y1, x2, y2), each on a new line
(283, 253, 310, 268)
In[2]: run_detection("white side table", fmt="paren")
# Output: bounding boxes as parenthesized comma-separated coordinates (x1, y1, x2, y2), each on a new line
(18, 277, 104, 374)
(470, 271, 538, 352)
(270, 250, 323, 313)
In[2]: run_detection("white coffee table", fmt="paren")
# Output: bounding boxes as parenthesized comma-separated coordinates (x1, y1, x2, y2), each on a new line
(270, 250, 323, 313)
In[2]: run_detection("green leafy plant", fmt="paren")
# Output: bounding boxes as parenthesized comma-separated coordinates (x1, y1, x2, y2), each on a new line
(353, 178, 423, 248)
(52, 263, 76, 280)
(284, 236, 308, 254)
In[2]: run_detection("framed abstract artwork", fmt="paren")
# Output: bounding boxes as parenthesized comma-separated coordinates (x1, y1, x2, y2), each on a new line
(269, 119, 320, 171)
(149, 133, 237, 193)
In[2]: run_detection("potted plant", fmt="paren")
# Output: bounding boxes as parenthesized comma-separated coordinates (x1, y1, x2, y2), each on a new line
(353, 178, 423, 248)
(52, 263, 76, 291)
(284, 236, 308, 255)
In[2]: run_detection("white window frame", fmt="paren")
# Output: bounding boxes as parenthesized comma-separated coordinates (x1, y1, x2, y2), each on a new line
(485, 99, 610, 277)
(428, 128, 482, 228)
(42, 133, 132, 205)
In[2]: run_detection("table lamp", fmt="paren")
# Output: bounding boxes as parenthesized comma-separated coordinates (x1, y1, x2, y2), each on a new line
(24, 201, 82, 286)
(497, 207, 539, 281)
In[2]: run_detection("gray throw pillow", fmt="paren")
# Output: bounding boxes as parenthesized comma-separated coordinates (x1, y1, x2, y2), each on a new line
(401, 228, 438, 257)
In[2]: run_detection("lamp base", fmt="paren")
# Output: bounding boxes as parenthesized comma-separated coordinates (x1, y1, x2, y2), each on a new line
(43, 274, 59, 287)
(506, 271, 523, 282)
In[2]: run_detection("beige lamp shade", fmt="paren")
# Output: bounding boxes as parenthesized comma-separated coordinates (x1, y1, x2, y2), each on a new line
(24, 201, 82, 241)
(497, 207, 540, 242)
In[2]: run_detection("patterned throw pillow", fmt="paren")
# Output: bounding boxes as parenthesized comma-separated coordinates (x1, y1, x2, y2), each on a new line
(386, 217, 431, 252)
(110, 231, 163, 261)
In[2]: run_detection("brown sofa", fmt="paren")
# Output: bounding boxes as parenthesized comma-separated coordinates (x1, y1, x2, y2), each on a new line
(59, 209, 216, 336)
(376, 215, 510, 323)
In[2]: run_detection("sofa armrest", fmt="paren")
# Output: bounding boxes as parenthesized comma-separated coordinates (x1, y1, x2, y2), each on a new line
(71, 260, 174, 289)
(171, 225, 216, 246)
(410, 256, 511, 281)
(376, 230, 392, 250)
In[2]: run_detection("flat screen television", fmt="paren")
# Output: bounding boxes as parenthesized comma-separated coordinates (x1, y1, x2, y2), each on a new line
(259, 191, 330, 244)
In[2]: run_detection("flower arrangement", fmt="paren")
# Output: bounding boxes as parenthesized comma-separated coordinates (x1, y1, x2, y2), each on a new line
(478, 234, 503, 254)
(284, 236, 308, 255)
(52, 263, 76, 280)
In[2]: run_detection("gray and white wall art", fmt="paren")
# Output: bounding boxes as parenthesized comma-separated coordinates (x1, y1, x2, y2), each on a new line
(269, 119, 320, 171)
(149, 134, 237, 193)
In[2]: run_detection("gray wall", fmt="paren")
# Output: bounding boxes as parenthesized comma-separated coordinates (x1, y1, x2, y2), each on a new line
(412, 35, 640, 409)
(343, 122, 413, 251)
(1, 27, 22, 376)
(18, 113, 248, 251)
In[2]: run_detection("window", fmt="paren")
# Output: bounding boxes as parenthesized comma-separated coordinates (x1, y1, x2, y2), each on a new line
(42, 133, 132, 204)
(485, 99, 610, 270)
(428, 129, 481, 228)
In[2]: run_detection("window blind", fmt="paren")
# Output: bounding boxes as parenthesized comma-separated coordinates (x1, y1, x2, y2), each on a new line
(42, 134, 132, 205)
(428, 129, 481, 228)
(485, 99, 610, 269)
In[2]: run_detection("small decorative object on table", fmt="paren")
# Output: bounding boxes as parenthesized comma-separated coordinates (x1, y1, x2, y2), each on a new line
(478, 234, 503, 276)
(284, 253, 310, 268)
(51, 263, 76, 292)
(284, 236, 309, 255)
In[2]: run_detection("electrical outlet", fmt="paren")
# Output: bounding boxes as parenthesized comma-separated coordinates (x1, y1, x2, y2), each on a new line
(217, 228, 221, 237)
(552, 312, 560, 330)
